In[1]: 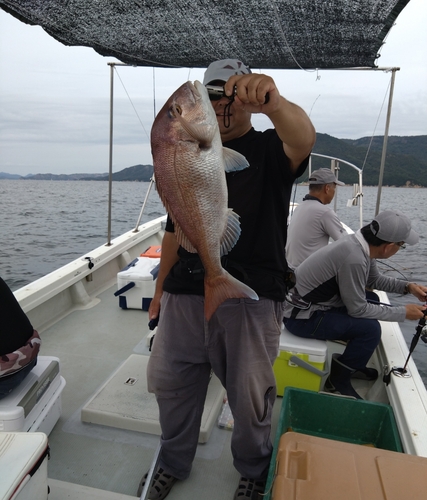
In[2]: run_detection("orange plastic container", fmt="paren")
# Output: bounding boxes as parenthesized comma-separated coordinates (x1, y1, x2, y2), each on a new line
(271, 432, 427, 500)
(141, 245, 161, 258)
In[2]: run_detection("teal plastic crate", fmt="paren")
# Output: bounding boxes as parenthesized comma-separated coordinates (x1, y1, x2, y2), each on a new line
(265, 388, 402, 499)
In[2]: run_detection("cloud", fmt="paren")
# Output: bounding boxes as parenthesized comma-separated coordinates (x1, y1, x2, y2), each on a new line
(1, 1, 426, 176)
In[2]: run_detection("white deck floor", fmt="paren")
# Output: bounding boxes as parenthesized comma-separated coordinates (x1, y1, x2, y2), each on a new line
(40, 281, 284, 499)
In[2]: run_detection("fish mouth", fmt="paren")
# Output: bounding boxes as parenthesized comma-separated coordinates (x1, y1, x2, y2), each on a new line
(191, 81, 204, 100)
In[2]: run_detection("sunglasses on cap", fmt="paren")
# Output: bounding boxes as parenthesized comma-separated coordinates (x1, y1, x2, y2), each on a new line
(205, 85, 234, 101)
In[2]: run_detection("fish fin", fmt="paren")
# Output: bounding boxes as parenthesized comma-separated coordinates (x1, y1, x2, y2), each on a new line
(222, 147, 249, 173)
(204, 271, 259, 320)
(174, 222, 198, 253)
(220, 209, 241, 256)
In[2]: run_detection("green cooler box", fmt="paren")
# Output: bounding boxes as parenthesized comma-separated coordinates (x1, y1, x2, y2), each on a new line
(273, 326, 327, 396)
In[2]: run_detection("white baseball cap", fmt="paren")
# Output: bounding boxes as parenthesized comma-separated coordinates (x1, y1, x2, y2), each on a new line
(203, 59, 251, 85)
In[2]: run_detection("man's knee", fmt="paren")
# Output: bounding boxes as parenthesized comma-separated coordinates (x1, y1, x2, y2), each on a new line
(362, 319, 382, 343)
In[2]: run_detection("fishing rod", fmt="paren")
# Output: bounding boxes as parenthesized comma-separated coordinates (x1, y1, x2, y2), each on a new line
(383, 308, 427, 385)
(402, 309, 427, 372)
(366, 296, 427, 384)
(367, 298, 393, 307)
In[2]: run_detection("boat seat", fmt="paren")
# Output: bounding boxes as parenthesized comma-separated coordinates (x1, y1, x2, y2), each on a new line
(0, 356, 66, 434)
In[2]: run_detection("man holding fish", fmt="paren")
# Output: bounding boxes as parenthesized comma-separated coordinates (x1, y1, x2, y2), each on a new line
(141, 59, 316, 500)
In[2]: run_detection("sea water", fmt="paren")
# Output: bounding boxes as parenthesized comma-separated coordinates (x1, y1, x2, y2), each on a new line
(1, 180, 427, 384)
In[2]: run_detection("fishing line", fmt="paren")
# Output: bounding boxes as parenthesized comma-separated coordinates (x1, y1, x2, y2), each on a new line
(376, 259, 412, 281)
(114, 66, 150, 140)
(361, 75, 392, 172)
(269, 0, 317, 73)
(308, 94, 321, 117)
(152, 67, 157, 120)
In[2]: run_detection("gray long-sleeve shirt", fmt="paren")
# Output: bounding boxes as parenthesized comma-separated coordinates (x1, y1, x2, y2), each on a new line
(284, 231, 407, 322)
(286, 197, 346, 269)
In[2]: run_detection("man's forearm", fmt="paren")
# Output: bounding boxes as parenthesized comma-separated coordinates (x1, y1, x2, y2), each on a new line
(267, 96, 316, 169)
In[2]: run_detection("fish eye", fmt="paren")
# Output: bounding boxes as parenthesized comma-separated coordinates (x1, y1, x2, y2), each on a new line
(169, 104, 182, 118)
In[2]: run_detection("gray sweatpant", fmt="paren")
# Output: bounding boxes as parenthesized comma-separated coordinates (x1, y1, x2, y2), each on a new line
(147, 292, 283, 480)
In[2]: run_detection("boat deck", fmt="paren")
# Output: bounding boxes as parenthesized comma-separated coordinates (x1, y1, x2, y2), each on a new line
(40, 279, 285, 499)
(11, 211, 418, 499)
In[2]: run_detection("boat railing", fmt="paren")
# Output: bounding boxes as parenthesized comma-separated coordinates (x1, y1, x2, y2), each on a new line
(309, 153, 364, 229)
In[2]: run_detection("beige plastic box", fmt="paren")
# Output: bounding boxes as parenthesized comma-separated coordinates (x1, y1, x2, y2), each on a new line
(271, 432, 427, 500)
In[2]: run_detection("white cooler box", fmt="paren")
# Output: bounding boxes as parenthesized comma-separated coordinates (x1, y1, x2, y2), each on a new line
(115, 256, 160, 311)
(0, 356, 66, 435)
(0, 432, 49, 500)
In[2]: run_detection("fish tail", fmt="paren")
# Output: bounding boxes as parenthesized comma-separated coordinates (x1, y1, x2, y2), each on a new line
(204, 271, 259, 320)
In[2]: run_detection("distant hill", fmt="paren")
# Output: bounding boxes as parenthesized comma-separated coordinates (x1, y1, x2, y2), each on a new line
(0, 172, 24, 179)
(343, 135, 427, 164)
(1, 165, 154, 182)
(17, 172, 108, 181)
(84, 164, 154, 182)
(311, 134, 427, 187)
(1, 135, 426, 186)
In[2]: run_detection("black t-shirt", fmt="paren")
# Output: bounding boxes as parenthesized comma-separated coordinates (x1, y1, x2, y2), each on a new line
(0, 277, 34, 355)
(163, 127, 309, 301)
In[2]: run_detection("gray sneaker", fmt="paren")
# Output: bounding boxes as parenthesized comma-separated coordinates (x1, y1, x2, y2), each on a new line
(137, 466, 178, 499)
(234, 476, 266, 499)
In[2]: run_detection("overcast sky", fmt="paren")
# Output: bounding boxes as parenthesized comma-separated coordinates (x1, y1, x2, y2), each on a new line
(0, 1, 426, 176)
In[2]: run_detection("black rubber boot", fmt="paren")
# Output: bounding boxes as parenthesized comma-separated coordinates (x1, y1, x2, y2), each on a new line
(352, 366, 378, 381)
(324, 354, 363, 399)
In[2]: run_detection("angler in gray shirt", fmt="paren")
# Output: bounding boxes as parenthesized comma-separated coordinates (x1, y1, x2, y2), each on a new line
(286, 168, 346, 269)
(284, 210, 427, 399)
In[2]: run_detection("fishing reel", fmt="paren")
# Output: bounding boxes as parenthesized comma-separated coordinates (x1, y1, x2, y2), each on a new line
(420, 322, 427, 343)
(414, 310, 427, 345)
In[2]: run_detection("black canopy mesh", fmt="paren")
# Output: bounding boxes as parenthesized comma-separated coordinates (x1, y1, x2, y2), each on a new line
(0, 0, 410, 69)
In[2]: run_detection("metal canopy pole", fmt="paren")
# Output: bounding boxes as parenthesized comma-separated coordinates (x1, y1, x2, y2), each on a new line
(106, 62, 131, 245)
(375, 67, 399, 216)
(106, 63, 115, 246)
(133, 66, 157, 233)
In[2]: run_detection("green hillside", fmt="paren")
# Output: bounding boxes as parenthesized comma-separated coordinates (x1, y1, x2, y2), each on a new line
(343, 135, 427, 163)
(311, 134, 427, 186)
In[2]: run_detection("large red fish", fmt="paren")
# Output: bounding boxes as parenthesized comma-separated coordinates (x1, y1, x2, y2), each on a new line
(151, 80, 258, 320)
